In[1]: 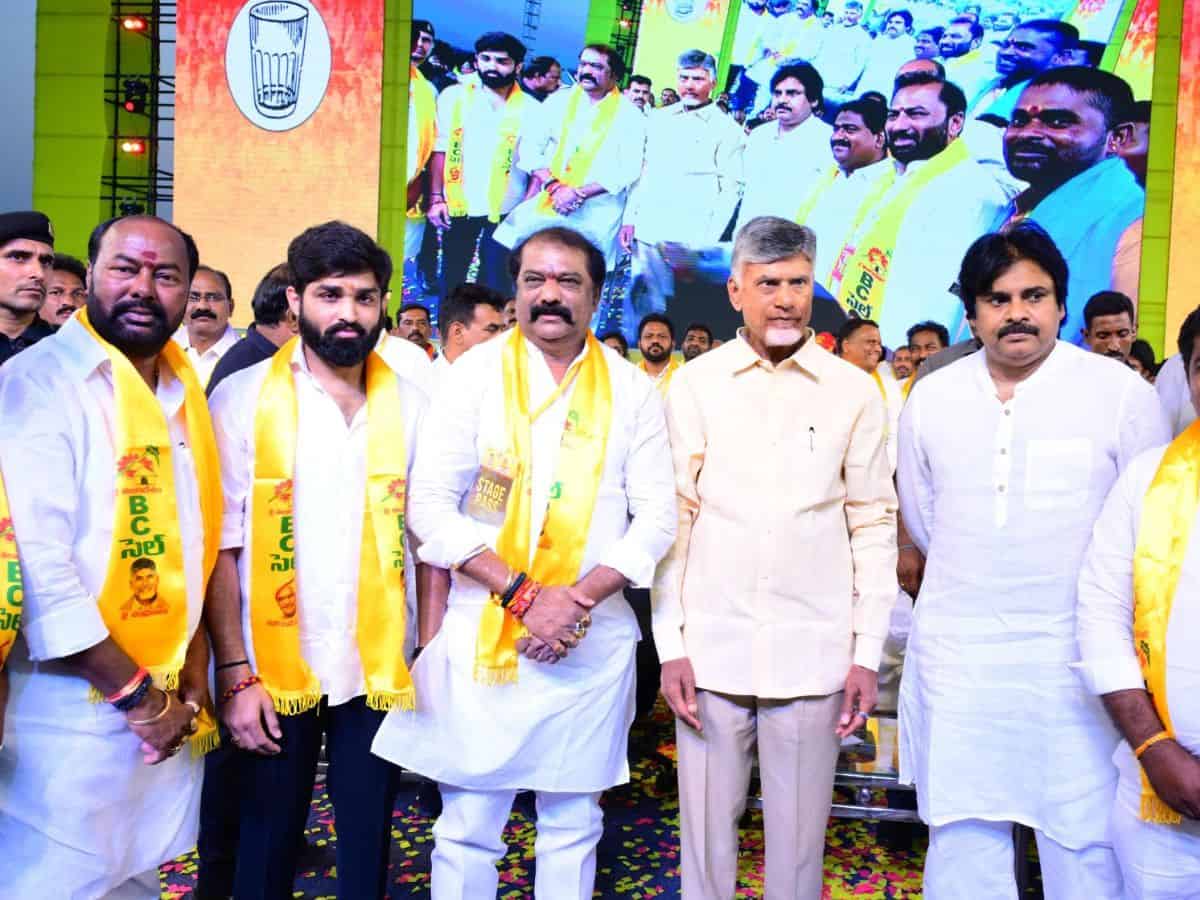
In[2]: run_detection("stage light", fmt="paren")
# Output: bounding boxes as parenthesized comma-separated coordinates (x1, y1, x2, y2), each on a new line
(619, 18, 632, 28)
(122, 16, 148, 32)
(123, 78, 149, 114)
(120, 139, 146, 155)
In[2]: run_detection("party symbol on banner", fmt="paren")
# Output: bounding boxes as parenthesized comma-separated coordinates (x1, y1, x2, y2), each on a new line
(225, 0, 332, 132)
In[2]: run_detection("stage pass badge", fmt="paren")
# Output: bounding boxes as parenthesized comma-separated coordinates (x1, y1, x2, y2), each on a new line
(466, 450, 518, 526)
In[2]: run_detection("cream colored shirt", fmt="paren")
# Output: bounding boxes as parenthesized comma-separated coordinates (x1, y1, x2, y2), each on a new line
(653, 330, 898, 699)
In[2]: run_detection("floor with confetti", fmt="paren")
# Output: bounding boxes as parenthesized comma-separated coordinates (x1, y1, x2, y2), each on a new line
(161, 702, 930, 898)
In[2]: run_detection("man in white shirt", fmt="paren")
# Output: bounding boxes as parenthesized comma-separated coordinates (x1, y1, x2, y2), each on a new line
(746, 0, 826, 114)
(656, 216, 896, 900)
(856, 9, 917, 98)
(434, 281, 507, 375)
(371, 226, 676, 900)
(837, 316, 900, 471)
(206, 221, 430, 898)
(0, 214, 212, 899)
(735, 61, 832, 233)
(1156, 351, 1197, 437)
(803, 95, 890, 287)
(1077, 304, 1200, 898)
(427, 32, 538, 297)
(621, 49, 745, 318)
(897, 222, 1169, 898)
(939, 16, 995, 106)
(625, 74, 654, 112)
(180, 264, 239, 387)
(817, 0, 874, 104)
(495, 44, 647, 269)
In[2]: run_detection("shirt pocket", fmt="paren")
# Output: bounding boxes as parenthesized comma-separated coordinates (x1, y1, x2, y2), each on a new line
(1023, 438, 1092, 512)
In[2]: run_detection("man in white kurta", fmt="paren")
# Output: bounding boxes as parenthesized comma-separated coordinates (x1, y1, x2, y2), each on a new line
(494, 48, 647, 270)
(0, 216, 210, 898)
(1155, 353, 1197, 437)
(815, 0, 873, 103)
(855, 11, 917, 98)
(897, 222, 1169, 898)
(372, 227, 676, 899)
(622, 50, 745, 319)
(1077, 312, 1200, 897)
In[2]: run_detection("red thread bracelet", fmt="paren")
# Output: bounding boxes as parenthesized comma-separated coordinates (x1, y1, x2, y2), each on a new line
(221, 674, 262, 704)
(106, 667, 149, 704)
(507, 579, 542, 620)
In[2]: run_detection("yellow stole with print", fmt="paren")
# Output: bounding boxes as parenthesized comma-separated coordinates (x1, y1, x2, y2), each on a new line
(407, 65, 438, 218)
(834, 140, 969, 321)
(444, 82, 527, 223)
(78, 309, 222, 753)
(639, 356, 681, 399)
(0, 468, 22, 671)
(1131, 418, 1200, 823)
(538, 87, 621, 213)
(870, 368, 891, 438)
(475, 329, 613, 684)
(249, 339, 414, 714)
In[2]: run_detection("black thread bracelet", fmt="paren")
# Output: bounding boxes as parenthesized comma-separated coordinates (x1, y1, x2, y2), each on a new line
(215, 659, 250, 672)
(111, 673, 154, 713)
(499, 572, 527, 608)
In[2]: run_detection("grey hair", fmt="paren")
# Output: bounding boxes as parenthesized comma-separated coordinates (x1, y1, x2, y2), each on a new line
(730, 216, 817, 274)
(677, 49, 717, 78)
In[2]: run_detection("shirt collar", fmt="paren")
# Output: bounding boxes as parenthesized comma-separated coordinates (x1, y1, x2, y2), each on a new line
(727, 327, 825, 379)
(184, 325, 238, 356)
(972, 339, 1067, 398)
(55, 315, 185, 414)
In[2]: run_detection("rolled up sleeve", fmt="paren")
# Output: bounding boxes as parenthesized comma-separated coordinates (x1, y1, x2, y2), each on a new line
(208, 376, 252, 552)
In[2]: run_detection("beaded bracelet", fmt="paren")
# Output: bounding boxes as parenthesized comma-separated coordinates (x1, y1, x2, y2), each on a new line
(507, 579, 542, 620)
(110, 671, 153, 713)
(221, 674, 263, 704)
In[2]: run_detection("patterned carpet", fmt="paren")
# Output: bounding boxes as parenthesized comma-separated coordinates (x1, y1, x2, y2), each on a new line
(161, 708, 928, 898)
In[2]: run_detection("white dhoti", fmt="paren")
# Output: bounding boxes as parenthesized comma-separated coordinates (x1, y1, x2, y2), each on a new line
(404, 215, 427, 262)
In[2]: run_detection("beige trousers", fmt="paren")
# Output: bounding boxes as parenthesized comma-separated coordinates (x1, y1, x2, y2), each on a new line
(677, 689, 843, 900)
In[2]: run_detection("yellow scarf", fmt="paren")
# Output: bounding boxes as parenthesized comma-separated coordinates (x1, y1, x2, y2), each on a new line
(795, 166, 840, 225)
(639, 356, 681, 398)
(249, 340, 414, 714)
(475, 329, 613, 684)
(78, 308, 222, 753)
(1131, 419, 1200, 823)
(835, 140, 969, 320)
(538, 87, 621, 212)
(444, 82, 527, 223)
(901, 373, 916, 399)
(407, 65, 438, 219)
(0, 468, 21, 672)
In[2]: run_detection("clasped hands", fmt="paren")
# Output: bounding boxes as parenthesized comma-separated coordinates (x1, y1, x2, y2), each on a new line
(127, 683, 205, 766)
(516, 583, 595, 664)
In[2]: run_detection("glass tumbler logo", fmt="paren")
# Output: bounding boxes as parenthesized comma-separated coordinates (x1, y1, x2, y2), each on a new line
(226, 0, 331, 131)
(250, 2, 308, 118)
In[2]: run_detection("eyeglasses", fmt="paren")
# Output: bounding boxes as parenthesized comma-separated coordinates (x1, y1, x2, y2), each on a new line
(187, 292, 229, 304)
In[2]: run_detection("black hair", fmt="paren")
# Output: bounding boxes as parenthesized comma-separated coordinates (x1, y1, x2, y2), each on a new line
(88, 215, 200, 281)
(628, 74, 652, 89)
(917, 26, 944, 43)
(893, 71, 966, 118)
(1027, 66, 1135, 130)
(195, 264, 233, 300)
(1075, 40, 1107, 67)
(130, 557, 157, 573)
(1128, 99, 1151, 124)
(52, 253, 87, 283)
(837, 317, 880, 352)
(412, 19, 435, 44)
(582, 43, 627, 82)
(508, 227, 606, 298)
(957, 221, 1068, 321)
(1179, 306, 1200, 370)
(770, 61, 824, 111)
(884, 9, 914, 29)
(895, 58, 946, 84)
(524, 55, 560, 78)
(475, 32, 527, 64)
(1129, 338, 1156, 373)
(598, 330, 629, 355)
(906, 320, 950, 348)
(399, 302, 431, 319)
(442, 282, 506, 331)
(638, 312, 676, 342)
(250, 263, 290, 326)
(684, 321, 713, 343)
(1017, 18, 1079, 52)
(286, 220, 393, 297)
(1083, 290, 1135, 330)
(838, 96, 886, 133)
(948, 15, 984, 42)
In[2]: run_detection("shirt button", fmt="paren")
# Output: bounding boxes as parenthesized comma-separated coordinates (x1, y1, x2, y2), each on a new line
(1004, 409, 1012, 416)
(998, 485, 1006, 493)
(999, 448, 1007, 455)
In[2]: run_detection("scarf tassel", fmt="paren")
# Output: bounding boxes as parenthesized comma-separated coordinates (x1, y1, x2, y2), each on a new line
(1140, 769, 1184, 824)
(473, 662, 519, 686)
(269, 689, 322, 717)
(365, 688, 416, 713)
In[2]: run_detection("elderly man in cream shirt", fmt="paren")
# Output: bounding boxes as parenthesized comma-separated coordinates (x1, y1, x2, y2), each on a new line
(654, 215, 898, 900)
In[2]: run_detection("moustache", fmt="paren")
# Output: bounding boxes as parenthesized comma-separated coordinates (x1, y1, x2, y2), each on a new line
(579, 74, 596, 83)
(325, 321, 367, 340)
(1104, 349, 1126, 359)
(889, 129, 918, 143)
(773, 104, 791, 113)
(113, 298, 166, 323)
(190, 308, 217, 320)
(831, 139, 851, 150)
(530, 304, 574, 324)
(997, 321, 1040, 339)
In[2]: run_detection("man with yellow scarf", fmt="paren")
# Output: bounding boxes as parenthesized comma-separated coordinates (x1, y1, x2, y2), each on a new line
(1078, 305, 1200, 895)
(897, 223, 1169, 898)
(371, 226, 676, 899)
(205, 221, 430, 897)
(0, 214, 217, 898)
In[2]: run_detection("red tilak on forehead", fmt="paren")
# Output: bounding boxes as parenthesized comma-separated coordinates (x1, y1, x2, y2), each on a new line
(140, 250, 158, 262)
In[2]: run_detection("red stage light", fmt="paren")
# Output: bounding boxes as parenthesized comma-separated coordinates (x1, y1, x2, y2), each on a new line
(120, 139, 146, 155)
(122, 16, 148, 32)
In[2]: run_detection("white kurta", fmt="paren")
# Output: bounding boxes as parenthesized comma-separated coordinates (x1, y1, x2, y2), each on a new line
(182, 325, 239, 388)
(207, 342, 429, 702)
(803, 158, 892, 286)
(735, 117, 833, 234)
(0, 318, 207, 896)
(1155, 353, 1197, 438)
(815, 23, 873, 96)
(856, 34, 917, 98)
(493, 89, 648, 267)
(1077, 444, 1200, 857)
(896, 343, 1170, 846)
(371, 336, 676, 791)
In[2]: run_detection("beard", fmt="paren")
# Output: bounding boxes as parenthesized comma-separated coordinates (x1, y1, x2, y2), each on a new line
(682, 344, 703, 361)
(480, 69, 517, 89)
(86, 289, 181, 359)
(298, 306, 383, 368)
(887, 120, 949, 165)
(764, 325, 806, 347)
(641, 342, 671, 363)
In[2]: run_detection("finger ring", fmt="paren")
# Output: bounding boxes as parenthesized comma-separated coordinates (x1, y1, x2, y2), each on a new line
(185, 700, 200, 716)
(573, 621, 586, 637)
(581, 613, 592, 628)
